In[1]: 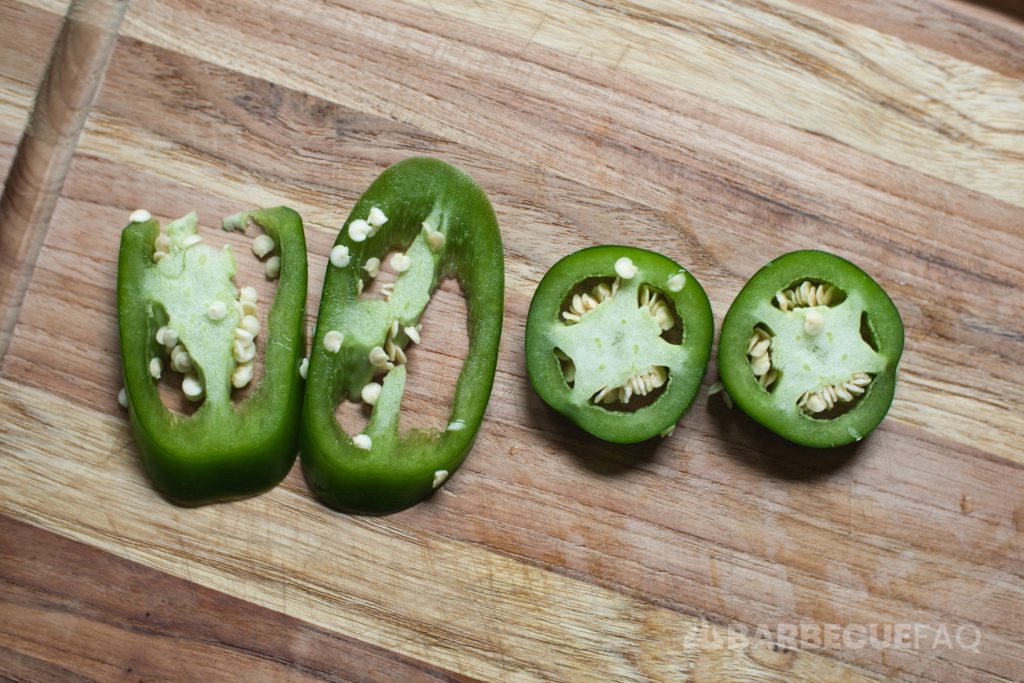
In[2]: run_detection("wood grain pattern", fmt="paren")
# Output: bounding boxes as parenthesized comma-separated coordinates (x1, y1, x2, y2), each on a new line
(96, 0, 1024, 207)
(0, 0, 1021, 681)
(0, 515, 474, 683)
(0, 1, 65, 181)
(0, 379, 880, 683)
(791, 0, 1024, 79)
(0, 0, 123, 359)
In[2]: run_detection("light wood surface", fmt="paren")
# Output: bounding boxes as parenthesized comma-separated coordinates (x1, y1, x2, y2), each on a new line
(0, 0, 124, 358)
(1, 0, 1021, 681)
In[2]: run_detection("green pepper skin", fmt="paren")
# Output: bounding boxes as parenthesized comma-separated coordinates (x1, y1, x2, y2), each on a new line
(117, 207, 307, 505)
(526, 246, 714, 443)
(301, 157, 504, 514)
(718, 250, 904, 448)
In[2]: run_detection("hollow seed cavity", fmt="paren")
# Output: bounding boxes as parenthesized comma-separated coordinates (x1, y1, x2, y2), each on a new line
(561, 279, 619, 324)
(775, 280, 836, 311)
(591, 365, 667, 405)
(746, 325, 778, 390)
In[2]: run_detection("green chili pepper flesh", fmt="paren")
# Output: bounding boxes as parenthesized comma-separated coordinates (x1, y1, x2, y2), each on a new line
(301, 157, 504, 514)
(718, 250, 904, 447)
(525, 246, 713, 443)
(117, 207, 308, 505)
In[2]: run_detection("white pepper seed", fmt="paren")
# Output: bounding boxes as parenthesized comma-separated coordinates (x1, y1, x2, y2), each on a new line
(806, 394, 827, 413)
(232, 339, 256, 363)
(364, 257, 381, 278)
(323, 330, 345, 353)
(426, 230, 445, 252)
(361, 382, 382, 405)
(239, 315, 259, 338)
(348, 219, 370, 242)
(182, 372, 204, 401)
(162, 328, 178, 349)
(369, 346, 390, 367)
(390, 252, 411, 273)
(231, 362, 254, 389)
(170, 347, 193, 373)
(239, 286, 259, 304)
(367, 206, 388, 227)
(804, 309, 824, 336)
(667, 272, 686, 292)
(207, 301, 227, 321)
(330, 244, 351, 268)
(251, 234, 275, 258)
(265, 256, 281, 279)
(614, 257, 637, 279)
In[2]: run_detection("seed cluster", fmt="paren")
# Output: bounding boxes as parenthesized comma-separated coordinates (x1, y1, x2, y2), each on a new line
(746, 325, 778, 390)
(347, 205, 389, 242)
(147, 285, 263, 401)
(561, 279, 618, 323)
(798, 373, 872, 414)
(639, 284, 674, 331)
(593, 366, 668, 405)
(249, 233, 281, 279)
(775, 281, 836, 311)
(368, 319, 420, 373)
(362, 319, 422, 405)
(142, 216, 266, 404)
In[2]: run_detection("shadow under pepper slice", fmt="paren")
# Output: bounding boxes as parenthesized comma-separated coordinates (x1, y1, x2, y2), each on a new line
(301, 157, 504, 514)
(117, 207, 308, 505)
(526, 246, 713, 443)
(718, 250, 904, 447)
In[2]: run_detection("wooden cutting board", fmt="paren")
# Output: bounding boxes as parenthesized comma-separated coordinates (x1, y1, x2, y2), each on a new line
(1, 0, 1022, 680)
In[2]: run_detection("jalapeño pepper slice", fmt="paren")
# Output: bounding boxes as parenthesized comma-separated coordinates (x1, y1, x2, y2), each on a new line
(525, 246, 713, 443)
(718, 250, 904, 447)
(117, 207, 308, 505)
(301, 157, 504, 514)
